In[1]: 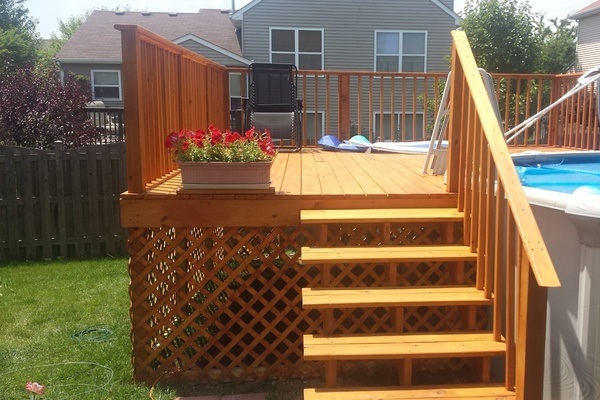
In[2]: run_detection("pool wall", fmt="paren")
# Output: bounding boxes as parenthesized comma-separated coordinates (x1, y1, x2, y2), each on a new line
(513, 152, 600, 399)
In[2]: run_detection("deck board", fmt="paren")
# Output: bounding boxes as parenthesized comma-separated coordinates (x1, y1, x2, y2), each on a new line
(138, 149, 449, 198)
(120, 149, 457, 227)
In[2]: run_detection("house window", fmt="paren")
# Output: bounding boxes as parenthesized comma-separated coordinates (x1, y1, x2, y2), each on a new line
(303, 111, 324, 145)
(375, 31, 427, 72)
(374, 112, 424, 141)
(91, 70, 122, 101)
(271, 28, 323, 70)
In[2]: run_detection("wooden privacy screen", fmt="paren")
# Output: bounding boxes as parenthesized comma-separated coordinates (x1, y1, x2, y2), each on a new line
(127, 222, 486, 384)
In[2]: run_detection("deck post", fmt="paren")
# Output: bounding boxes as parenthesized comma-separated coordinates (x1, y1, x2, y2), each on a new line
(515, 261, 548, 400)
(338, 74, 351, 140)
(447, 42, 465, 193)
(119, 27, 145, 193)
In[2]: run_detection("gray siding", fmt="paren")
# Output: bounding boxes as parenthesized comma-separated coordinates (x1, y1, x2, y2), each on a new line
(61, 63, 124, 108)
(576, 13, 600, 71)
(241, 0, 457, 73)
(179, 39, 249, 67)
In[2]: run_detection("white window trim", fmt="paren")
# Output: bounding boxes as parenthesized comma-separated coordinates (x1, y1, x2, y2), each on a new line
(269, 27, 324, 70)
(91, 69, 122, 101)
(228, 72, 246, 111)
(304, 110, 325, 131)
(374, 30, 428, 73)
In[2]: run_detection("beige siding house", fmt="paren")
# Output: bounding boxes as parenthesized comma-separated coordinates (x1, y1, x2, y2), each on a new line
(569, 0, 600, 71)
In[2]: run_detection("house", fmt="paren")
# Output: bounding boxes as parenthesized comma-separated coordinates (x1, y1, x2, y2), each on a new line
(231, 0, 460, 139)
(231, 0, 459, 72)
(569, 0, 600, 71)
(59, 1, 460, 139)
(56, 9, 248, 108)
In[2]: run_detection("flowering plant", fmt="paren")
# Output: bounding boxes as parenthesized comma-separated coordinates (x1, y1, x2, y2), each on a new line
(25, 381, 45, 398)
(164, 125, 276, 163)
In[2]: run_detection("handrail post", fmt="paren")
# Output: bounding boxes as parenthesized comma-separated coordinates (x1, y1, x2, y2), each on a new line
(447, 44, 464, 193)
(516, 259, 549, 400)
(338, 73, 351, 140)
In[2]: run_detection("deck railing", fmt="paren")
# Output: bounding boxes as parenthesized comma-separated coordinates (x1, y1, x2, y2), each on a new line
(554, 73, 600, 149)
(447, 31, 560, 400)
(116, 25, 230, 193)
(229, 67, 598, 149)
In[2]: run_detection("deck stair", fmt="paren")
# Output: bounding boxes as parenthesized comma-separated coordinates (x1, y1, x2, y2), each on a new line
(299, 207, 514, 400)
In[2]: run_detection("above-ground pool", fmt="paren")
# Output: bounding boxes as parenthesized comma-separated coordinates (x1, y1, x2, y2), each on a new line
(512, 151, 600, 400)
(515, 152, 600, 195)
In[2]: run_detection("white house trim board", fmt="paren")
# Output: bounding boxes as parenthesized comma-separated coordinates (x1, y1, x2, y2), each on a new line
(59, 58, 122, 64)
(430, 0, 462, 25)
(173, 34, 252, 65)
(232, 0, 462, 26)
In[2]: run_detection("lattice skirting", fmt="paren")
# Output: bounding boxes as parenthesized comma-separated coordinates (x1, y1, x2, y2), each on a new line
(127, 223, 486, 384)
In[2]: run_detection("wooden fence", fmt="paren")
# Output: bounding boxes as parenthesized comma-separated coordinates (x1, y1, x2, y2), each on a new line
(0, 141, 127, 261)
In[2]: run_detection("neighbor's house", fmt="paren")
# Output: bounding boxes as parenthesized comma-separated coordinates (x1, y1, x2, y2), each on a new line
(56, 9, 249, 108)
(569, 0, 600, 71)
(58, 1, 460, 139)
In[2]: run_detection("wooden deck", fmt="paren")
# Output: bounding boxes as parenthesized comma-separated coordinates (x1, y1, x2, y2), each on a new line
(120, 149, 454, 228)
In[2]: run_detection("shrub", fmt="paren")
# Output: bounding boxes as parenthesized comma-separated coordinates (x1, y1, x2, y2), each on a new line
(0, 65, 98, 149)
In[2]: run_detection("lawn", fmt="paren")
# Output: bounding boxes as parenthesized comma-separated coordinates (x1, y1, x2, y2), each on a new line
(0, 258, 308, 400)
(0, 258, 176, 399)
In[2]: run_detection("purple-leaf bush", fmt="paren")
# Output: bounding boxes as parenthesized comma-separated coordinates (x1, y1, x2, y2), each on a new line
(0, 65, 98, 149)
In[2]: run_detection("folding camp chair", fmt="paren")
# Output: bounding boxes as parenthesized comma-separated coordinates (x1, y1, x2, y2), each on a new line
(246, 63, 303, 152)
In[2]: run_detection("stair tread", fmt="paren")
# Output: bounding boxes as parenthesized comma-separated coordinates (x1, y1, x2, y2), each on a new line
(300, 245, 477, 264)
(301, 208, 464, 224)
(304, 383, 515, 399)
(304, 332, 506, 360)
(302, 286, 492, 309)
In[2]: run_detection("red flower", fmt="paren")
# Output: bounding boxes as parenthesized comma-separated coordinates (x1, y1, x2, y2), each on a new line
(193, 129, 205, 147)
(210, 128, 222, 146)
(244, 127, 255, 140)
(165, 125, 276, 162)
(225, 131, 242, 144)
(164, 132, 178, 149)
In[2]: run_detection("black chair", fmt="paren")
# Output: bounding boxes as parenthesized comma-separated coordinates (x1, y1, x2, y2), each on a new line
(246, 63, 303, 152)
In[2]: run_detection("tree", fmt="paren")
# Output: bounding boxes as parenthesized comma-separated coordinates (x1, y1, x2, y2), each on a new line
(0, 0, 40, 68)
(37, 12, 89, 70)
(461, 0, 543, 73)
(460, 0, 577, 74)
(538, 18, 577, 74)
(0, 65, 98, 149)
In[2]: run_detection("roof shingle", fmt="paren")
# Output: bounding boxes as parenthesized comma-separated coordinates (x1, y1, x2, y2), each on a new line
(57, 9, 240, 60)
(570, 0, 600, 19)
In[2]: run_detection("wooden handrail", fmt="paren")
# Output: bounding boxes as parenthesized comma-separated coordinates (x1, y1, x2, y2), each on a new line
(449, 31, 559, 288)
(448, 30, 560, 400)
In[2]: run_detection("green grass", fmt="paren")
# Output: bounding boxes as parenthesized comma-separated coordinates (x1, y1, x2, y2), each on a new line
(0, 258, 310, 400)
(0, 258, 176, 400)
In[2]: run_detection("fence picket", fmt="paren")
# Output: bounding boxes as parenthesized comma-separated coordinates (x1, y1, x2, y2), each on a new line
(0, 143, 127, 261)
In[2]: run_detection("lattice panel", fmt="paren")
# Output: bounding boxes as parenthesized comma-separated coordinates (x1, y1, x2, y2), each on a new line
(128, 226, 323, 384)
(127, 221, 484, 385)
